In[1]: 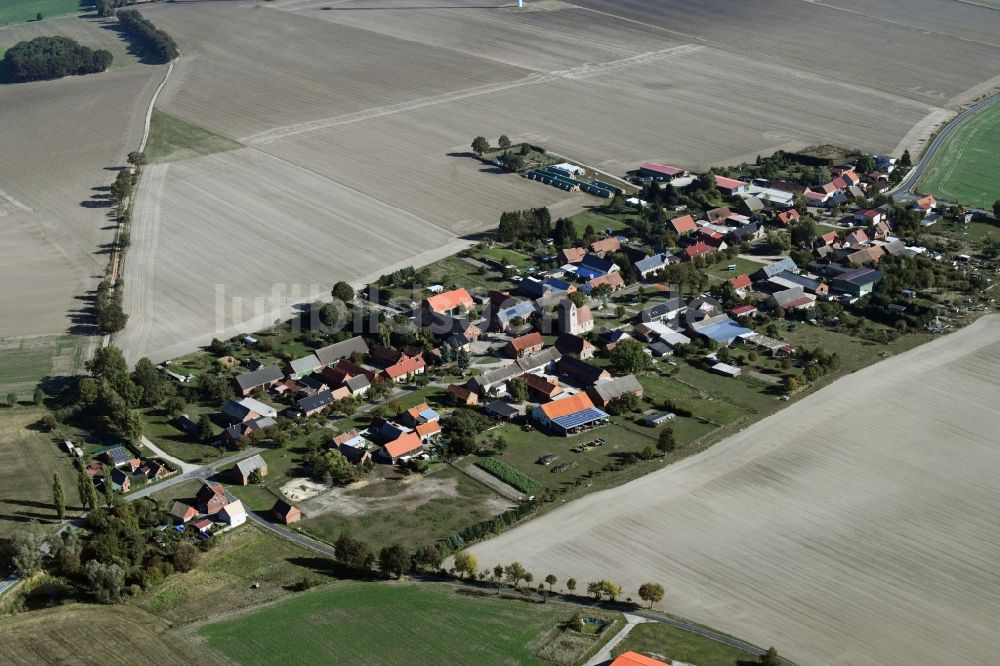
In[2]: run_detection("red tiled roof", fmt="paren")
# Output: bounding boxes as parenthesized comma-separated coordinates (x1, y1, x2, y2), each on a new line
(590, 237, 621, 254)
(668, 214, 697, 235)
(730, 274, 752, 290)
(510, 332, 543, 352)
(915, 194, 936, 210)
(714, 175, 746, 190)
(588, 272, 625, 291)
(820, 231, 839, 245)
(682, 242, 715, 259)
(729, 305, 757, 316)
(415, 421, 441, 438)
(425, 288, 473, 314)
(777, 209, 800, 225)
(384, 355, 425, 379)
(560, 247, 587, 264)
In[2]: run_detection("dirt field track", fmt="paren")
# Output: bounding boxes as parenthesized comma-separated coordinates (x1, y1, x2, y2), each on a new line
(121, 0, 1000, 360)
(471, 315, 1000, 666)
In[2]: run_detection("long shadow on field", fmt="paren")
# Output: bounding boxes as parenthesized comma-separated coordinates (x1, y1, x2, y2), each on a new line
(67, 290, 101, 337)
(285, 556, 379, 582)
(98, 20, 167, 66)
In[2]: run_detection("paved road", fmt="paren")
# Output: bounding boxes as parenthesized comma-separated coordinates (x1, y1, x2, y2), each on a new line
(0, 572, 21, 597)
(890, 91, 1000, 200)
(125, 447, 265, 501)
(140, 435, 198, 473)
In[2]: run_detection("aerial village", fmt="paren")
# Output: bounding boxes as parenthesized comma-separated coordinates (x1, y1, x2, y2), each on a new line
(66, 146, 992, 545)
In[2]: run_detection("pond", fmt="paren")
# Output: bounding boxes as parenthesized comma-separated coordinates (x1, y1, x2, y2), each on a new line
(579, 617, 611, 636)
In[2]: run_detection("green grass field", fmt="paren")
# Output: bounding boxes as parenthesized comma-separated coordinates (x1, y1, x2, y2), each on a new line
(0, 407, 85, 542)
(612, 622, 757, 666)
(918, 100, 1000, 206)
(0, 0, 81, 27)
(199, 582, 603, 666)
(0, 335, 87, 397)
(145, 110, 243, 164)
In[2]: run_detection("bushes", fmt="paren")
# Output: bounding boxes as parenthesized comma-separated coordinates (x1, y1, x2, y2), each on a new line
(475, 459, 542, 495)
(116, 9, 178, 63)
(3, 36, 112, 82)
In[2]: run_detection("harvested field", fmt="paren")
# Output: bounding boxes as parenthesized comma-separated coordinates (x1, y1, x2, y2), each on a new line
(1, 604, 207, 666)
(471, 315, 1000, 666)
(116, 147, 464, 362)
(0, 61, 162, 382)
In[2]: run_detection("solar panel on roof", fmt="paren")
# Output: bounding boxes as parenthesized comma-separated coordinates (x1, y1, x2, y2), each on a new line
(552, 407, 609, 430)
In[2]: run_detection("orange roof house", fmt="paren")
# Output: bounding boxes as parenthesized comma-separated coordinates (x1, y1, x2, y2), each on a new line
(668, 214, 697, 235)
(776, 209, 800, 226)
(382, 354, 426, 382)
(380, 432, 423, 462)
(415, 421, 441, 441)
(729, 274, 752, 292)
(590, 237, 621, 255)
(587, 272, 625, 292)
(611, 651, 671, 666)
(506, 331, 544, 358)
(559, 247, 587, 264)
(424, 287, 474, 315)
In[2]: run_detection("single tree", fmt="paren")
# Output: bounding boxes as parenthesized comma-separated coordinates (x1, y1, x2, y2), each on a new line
(9, 524, 45, 576)
(127, 151, 146, 167)
(899, 149, 912, 167)
(453, 551, 478, 580)
(173, 542, 200, 572)
(77, 468, 92, 510)
(505, 561, 527, 587)
(544, 573, 557, 592)
(132, 357, 166, 406)
(498, 134, 511, 150)
(85, 560, 125, 603)
(36, 12, 43, 21)
(456, 347, 470, 373)
(609, 338, 651, 375)
(760, 647, 781, 666)
(332, 280, 355, 302)
(53, 473, 66, 520)
(33, 388, 44, 405)
(638, 582, 665, 608)
(6, 392, 17, 408)
(471, 136, 490, 155)
(493, 564, 505, 591)
(197, 414, 214, 443)
(523, 572, 534, 587)
(657, 427, 676, 455)
(566, 577, 577, 595)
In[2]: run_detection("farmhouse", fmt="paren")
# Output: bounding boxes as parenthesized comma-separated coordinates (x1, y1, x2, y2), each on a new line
(681, 242, 716, 261)
(314, 336, 369, 366)
(688, 314, 753, 345)
(559, 247, 587, 264)
(668, 214, 697, 236)
(578, 253, 620, 278)
(446, 383, 478, 406)
(532, 392, 609, 436)
(505, 332, 544, 358)
(295, 389, 338, 417)
(219, 500, 247, 528)
(223, 416, 275, 449)
(484, 400, 520, 421)
(554, 333, 596, 359)
(272, 499, 301, 525)
(770, 287, 817, 311)
(286, 353, 322, 379)
(192, 518, 214, 536)
(584, 271, 626, 294)
(109, 468, 131, 493)
(714, 174, 750, 196)
(400, 403, 440, 428)
(378, 432, 424, 464)
(639, 298, 687, 323)
(634, 253, 676, 279)
(232, 453, 268, 485)
(425, 287, 474, 315)
(492, 297, 540, 331)
(590, 237, 621, 255)
(586, 374, 644, 408)
(382, 354, 426, 383)
(557, 355, 611, 385)
(222, 397, 278, 423)
(523, 373, 564, 401)
(752, 257, 799, 282)
(101, 446, 132, 467)
(233, 364, 283, 396)
(169, 501, 197, 524)
(196, 481, 229, 515)
(831, 267, 882, 297)
(776, 209, 800, 226)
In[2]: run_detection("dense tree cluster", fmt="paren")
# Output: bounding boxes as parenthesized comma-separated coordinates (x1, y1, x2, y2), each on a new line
(497, 207, 552, 243)
(91, 0, 130, 17)
(3, 36, 112, 82)
(116, 9, 178, 63)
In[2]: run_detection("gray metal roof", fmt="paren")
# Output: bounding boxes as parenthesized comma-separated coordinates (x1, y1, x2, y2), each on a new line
(235, 453, 267, 477)
(314, 336, 369, 366)
(588, 374, 643, 402)
(234, 364, 283, 391)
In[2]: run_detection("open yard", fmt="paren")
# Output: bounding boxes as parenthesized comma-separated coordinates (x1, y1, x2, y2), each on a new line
(0, 407, 85, 543)
(198, 581, 611, 666)
(918, 99, 1000, 206)
(0, 604, 208, 666)
(472, 315, 1000, 666)
(611, 622, 757, 666)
